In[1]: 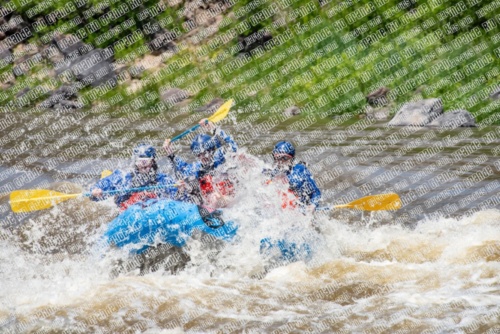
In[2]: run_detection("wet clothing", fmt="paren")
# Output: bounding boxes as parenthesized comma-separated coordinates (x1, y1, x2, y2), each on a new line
(90, 169, 178, 207)
(169, 129, 238, 179)
(168, 129, 238, 202)
(265, 162, 322, 209)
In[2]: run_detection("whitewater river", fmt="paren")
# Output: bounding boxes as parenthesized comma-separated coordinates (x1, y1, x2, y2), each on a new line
(0, 109, 499, 333)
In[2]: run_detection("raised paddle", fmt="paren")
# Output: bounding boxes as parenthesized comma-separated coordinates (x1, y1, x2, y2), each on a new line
(170, 99, 233, 142)
(330, 193, 402, 211)
(9, 185, 178, 213)
(99, 100, 234, 179)
(101, 170, 113, 178)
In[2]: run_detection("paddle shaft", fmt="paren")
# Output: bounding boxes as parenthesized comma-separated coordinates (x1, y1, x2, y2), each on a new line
(171, 124, 200, 142)
(10, 185, 178, 204)
(170, 99, 233, 142)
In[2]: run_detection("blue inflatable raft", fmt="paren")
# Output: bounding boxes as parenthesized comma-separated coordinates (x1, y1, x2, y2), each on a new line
(103, 200, 239, 254)
(103, 199, 316, 276)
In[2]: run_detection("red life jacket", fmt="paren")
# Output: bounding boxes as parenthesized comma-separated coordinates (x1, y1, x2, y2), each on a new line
(199, 174, 235, 197)
(120, 191, 158, 211)
(280, 188, 297, 210)
(264, 179, 297, 210)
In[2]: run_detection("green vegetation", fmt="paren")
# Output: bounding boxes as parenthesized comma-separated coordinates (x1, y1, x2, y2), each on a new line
(2, 0, 500, 124)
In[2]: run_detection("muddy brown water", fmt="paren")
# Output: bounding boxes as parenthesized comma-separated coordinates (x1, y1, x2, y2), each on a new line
(0, 109, 499, 333)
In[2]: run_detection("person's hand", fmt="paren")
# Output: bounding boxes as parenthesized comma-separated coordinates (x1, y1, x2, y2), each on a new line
(163, 138, 174, 156)
(199, 118, 216, 133)
(91, 188, 103, 198)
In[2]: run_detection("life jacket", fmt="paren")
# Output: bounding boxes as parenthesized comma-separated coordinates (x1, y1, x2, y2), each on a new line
(199, 174, 235, 197)
(120, 191, 158, 211)
(280, 188, 297, 210)
(264, 179, 298, 210)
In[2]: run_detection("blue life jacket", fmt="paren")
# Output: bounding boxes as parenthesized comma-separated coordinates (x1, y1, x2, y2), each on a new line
(266, 162, 322, 208)
(90, 170, 178, 206)
(170, 129, 238, 179)
(287, 163, 322, 208)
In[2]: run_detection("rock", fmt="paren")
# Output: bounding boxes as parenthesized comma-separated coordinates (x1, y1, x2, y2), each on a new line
(70, 48, 117, 87)
(126, 80, 143, 95)
(51, 85, 79, 99)
(52, 33, 90, 57)
(366, 87, 390, 107)
(238, 31, 272, 54)
(12, 43, 38, 58)
(135, 55, 163, 70)
(426, 109, 475, 128)
(129, 65, 146, 79)
(39, 85, 80, 109)
(12, 64, 24, 77)
(283, 106, 301, 117)
(6, 15, 25, 34)
(149, 29, 177, 56)
(388, 98, 443, 126)
(48, 34, 115, 87)
(12, 52, 41, 76)
(54, 100, 84, 110)
(196, 98, 224, 113)
(0, 49, 13, 66)
(160, 88, 190, 106)
(15, 87, 30, 98)
(490, 86, 500, 100)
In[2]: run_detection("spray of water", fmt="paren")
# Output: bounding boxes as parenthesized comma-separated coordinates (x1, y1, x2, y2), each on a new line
(1, 153, 499, 332)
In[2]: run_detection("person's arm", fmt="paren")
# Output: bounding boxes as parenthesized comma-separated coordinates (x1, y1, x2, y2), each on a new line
(213, 128, 238, 153)
(156, 173, 178, 199)
(89, 170, 124, 201)
(289, 164, 322, 208)
(307, 179, 322, 208)
(163, 138, 201, 178)
(199, 119, 238, 153)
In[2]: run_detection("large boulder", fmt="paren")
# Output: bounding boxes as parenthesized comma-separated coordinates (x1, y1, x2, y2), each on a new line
(426, 109, 475, 128)
(388, 98, 443, 126)
(49, 34, 116, 87)
(71, 49, 116, 87)
(39, 85, 82, 110)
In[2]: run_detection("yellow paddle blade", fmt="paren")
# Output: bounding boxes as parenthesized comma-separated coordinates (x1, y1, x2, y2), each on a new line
(101, 170, 113, 179)
(335, 193, 402, 211)
(10, 189, 81, 213)
(208, 99, 233, 123)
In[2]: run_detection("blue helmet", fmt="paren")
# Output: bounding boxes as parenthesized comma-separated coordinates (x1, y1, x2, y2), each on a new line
(191, 134, 217, 155)
(133, 143, 156, 159)
(272, 141, 295, 157)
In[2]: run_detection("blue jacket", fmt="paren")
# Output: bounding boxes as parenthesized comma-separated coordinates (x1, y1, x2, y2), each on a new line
(170, 129, 238, 179)
(267, 162, 322, 208)
(90, 170, 178, 206)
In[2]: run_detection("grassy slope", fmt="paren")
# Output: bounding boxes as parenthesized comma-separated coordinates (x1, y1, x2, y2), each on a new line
(2, 0, 500, 125)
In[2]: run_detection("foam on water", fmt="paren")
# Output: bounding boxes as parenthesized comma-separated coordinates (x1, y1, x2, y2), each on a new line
(1, 153, 499, 333)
